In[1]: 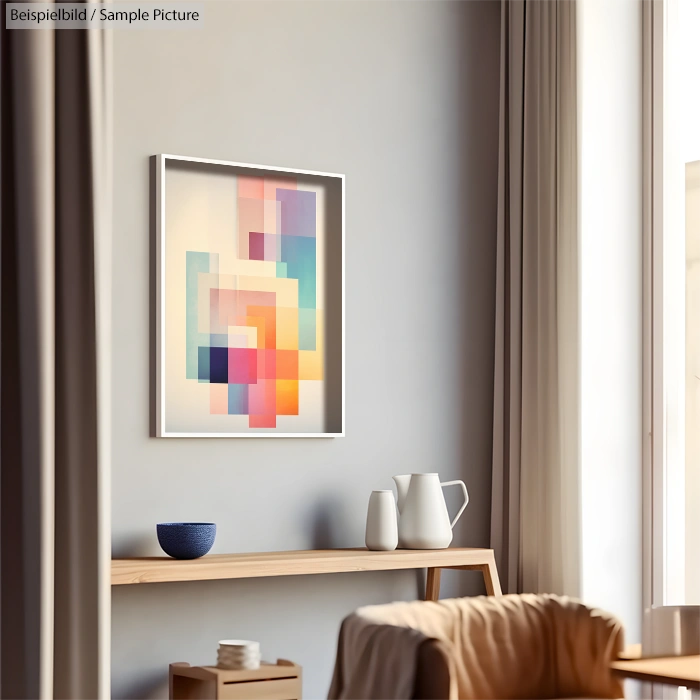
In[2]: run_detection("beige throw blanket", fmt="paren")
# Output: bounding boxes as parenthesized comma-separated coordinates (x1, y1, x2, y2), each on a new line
(328, 594, 624, 700)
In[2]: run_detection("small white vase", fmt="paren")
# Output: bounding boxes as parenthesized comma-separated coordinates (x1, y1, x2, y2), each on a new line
(365, 491, 398, 551)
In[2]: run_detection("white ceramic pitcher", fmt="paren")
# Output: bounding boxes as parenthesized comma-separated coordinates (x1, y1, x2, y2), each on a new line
(392, 473, 469, 549)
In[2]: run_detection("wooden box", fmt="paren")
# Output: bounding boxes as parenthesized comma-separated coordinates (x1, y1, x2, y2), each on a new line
(169, 659, 302, 700)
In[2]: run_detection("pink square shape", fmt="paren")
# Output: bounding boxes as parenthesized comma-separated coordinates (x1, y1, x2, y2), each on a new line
(228, 348, 258, 384)
(257, 349, 277, 379)
(249, 378, 276, 420)
(249, 232, 265, 261)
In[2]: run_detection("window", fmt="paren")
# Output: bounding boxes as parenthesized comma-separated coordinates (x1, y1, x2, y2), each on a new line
(644, 0, 698, 662)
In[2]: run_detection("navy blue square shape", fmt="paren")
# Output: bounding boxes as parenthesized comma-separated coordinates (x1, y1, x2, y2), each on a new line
(209, 347, 228, 384)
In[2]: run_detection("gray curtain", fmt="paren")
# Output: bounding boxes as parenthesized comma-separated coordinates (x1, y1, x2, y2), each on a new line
(490, 0, 580, 596)
(1, 6, 112, 698)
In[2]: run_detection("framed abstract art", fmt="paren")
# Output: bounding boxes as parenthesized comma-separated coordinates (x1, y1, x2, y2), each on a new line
(155, 155, 344, 437)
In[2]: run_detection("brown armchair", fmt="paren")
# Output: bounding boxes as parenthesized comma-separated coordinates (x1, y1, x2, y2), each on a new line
(329, 594, 625, 700)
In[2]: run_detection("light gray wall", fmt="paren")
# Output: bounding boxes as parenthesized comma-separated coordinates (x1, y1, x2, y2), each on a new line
(111, 2, 501, 697)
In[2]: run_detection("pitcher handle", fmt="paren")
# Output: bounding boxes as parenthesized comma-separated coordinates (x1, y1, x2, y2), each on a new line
(440, 480, 469, 529)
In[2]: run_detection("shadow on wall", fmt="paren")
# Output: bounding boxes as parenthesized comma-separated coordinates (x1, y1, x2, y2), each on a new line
(149, 157, 157, 438)
(451, 0, 500, 599)
(117, 673, 168, 700)
(307, 494, 350, 549)
(112, 534, 155, 559)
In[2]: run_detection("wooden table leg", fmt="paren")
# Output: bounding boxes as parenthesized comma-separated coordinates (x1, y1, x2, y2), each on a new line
(425, 567, 441, 601)
(480, 552, 502, 596)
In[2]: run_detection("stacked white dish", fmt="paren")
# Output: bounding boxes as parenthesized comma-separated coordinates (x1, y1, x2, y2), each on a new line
(216, 640, 261, 671)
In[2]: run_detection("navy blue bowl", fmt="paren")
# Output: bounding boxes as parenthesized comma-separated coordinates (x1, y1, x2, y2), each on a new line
(156, 523, 216, 559)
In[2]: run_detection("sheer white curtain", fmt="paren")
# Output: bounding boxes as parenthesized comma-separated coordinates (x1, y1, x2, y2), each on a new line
(490, 0, 580, 596)
(1, 7, 112, 698)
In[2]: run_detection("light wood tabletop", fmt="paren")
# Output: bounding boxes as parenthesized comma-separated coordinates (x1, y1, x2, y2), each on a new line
(111, 547, 502, 600)
(611, 647, 700, 689)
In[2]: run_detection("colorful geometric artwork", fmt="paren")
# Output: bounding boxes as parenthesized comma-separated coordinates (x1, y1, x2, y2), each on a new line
(158, 156, 342, 437)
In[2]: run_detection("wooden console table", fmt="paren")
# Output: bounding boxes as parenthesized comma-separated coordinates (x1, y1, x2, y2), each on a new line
(112, 547, 502, 601)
